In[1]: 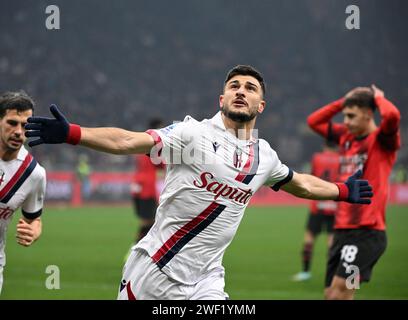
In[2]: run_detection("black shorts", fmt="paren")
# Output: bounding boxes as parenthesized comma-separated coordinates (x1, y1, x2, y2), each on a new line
(306, 212, 334, 235)
(325, 229, 387, 288)
(133, 197, 157, 220)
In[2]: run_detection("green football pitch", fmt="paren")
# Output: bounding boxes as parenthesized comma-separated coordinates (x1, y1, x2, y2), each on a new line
(1, 205, 407, 299)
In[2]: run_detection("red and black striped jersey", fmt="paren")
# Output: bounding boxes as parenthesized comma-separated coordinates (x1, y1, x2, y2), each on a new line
(310, 150, 340, 215)
(308, 96, 401, 230)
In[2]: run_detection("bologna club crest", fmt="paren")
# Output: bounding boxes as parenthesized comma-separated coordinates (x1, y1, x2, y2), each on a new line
(233, 147, 243, 168)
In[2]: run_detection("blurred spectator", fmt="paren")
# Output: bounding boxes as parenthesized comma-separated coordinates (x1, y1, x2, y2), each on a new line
(393, 164, 408, 183)
(76, 154, 91, 200)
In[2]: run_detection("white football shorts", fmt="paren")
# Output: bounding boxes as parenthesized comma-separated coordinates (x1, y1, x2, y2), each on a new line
(117, 248, 229, 300)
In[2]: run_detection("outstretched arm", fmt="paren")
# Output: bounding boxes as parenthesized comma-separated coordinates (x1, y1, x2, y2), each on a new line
(80, 127, 155, 155)
(281, 170, 373, 204)
(25, 105, 155, 155)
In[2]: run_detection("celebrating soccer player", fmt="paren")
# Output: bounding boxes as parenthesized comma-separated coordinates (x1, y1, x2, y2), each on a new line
(25, 65, 374, 300)
(307, 85, 401, 300)
(0, 91, 46, 294)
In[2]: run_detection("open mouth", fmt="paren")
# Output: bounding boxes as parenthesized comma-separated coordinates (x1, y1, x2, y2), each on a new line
(233, 99, 248, 107)
(10, 139, 23, 145)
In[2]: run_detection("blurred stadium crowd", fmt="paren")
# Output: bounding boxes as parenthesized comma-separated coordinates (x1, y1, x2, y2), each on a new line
(0, 0, 406, 175)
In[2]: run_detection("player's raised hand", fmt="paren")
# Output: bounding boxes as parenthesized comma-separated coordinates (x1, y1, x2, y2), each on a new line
(336, 170, 373, 204)
(25, 104, 81, 147)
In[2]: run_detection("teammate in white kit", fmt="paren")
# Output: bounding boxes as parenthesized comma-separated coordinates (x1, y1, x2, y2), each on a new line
(0, 91, 46, 294)
(25, 65, 373, 299)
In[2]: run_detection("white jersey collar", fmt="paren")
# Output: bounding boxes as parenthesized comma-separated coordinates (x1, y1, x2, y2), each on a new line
(16, 145, 28, 161)
(210, 111, 258, 145)
(210, 111, 228, 131)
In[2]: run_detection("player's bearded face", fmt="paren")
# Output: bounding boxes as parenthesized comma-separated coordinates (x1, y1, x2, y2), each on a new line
(0, 109, 31, 152)
(220, 75, 265, 123)
(221, 102, 259, 123)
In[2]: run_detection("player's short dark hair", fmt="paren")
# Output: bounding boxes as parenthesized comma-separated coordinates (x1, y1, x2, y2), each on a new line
(343, 91, 376, 112)
(224, 65, 266, 97)
(0, 90, 35, 118)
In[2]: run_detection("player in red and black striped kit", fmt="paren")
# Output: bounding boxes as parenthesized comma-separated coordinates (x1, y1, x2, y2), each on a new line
(292, 140, 340, 282)
(308, 85, 401, 300)
(130, 119, 164, 243)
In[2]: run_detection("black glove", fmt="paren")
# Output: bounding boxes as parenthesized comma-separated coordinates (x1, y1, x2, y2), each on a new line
(336, 170, 373, 204)
(25, 104, 81, 147)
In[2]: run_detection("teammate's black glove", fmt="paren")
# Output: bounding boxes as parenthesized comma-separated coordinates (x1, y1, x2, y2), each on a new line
(336, 170, 373, 204)
(25, 104, 81, 147)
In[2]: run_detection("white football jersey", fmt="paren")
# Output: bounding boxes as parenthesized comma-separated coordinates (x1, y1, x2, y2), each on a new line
(0, 146, 46, 270)
(135, 112, 292, 284)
